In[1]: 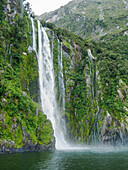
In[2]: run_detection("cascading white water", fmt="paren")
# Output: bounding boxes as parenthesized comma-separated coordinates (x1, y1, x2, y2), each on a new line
(88, 49, 99, 143)
(37, 20, 68, 149)
(31, 17, 36, 52)
(5, 43, 9, 62)
(31, 19, 90, 150)
(57, 40, 65, 110)
(51, 31, 54, 58)
(20, 0, 24, 16)
(60, 42, 65, 110)
(30, 18, 100, 150)
(88, 49, 99, 116)
(88, 49, 94, 99)
(9, 44, 12, 65)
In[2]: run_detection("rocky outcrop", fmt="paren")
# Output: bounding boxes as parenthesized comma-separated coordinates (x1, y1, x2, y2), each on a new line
(0, 73, 55, 154)
(0, 110, 55, 154)
(0, 138, 55, 154)
(100, 112, 128, 146)
(62, 43, 70, 54)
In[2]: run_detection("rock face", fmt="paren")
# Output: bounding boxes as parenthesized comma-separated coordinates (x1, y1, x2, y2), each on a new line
(100, 113, 128, 146)
(0, 138, 55, 154)
(43, 17, 128, 146)
(98, 79, 128, 146)
(0, 100, 55, 154)
(62, 43, 70, 54)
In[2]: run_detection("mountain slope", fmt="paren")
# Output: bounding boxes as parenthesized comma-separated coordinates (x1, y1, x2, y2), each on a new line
(39, 0, 128, 40)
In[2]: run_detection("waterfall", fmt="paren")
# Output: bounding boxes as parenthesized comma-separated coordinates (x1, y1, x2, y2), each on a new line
(60, 42, 65, 110)
(88, 49, 95, 99)
(31, 17, 36, 52)
(5, 43, 9, 62)
(57, 40, 65, 110)
(20, 0, 24, 16)
(31, 19, 89, 149)
(37, 20, 68, 149)
(9, 44, 12, 65)
(51, 31, 54, 58)
(88, 49, 99, 144)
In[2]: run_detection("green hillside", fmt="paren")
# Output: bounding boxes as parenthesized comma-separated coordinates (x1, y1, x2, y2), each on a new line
(39, 0, 128, 40)
(0, 0, 55, 153)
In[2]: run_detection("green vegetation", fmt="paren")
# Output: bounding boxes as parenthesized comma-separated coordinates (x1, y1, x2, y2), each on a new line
(0, 0, 128, 148)
(41, 20, 91, 47)
(43, 21, 102, 143)
(40, 4, 128, 143)
(40, 0, 128, 40)
(0, 0, 54, 151)
(95, 31, 128, 121)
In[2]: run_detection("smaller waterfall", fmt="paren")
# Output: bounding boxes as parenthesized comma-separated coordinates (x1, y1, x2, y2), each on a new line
(51, 31, 54, 58)
(20, 0, 24, 16)
(57, 40, 65, 110)
(88, 49, 95, 99)
(60, 42, 65, 110)
(9, 44, 12, 65)
(31, 17, 36, 52)
(88, 49, 99, 144)
(5, 43, 9, 62)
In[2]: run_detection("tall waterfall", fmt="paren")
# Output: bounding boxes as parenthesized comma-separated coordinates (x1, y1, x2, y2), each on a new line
(37, 20, 68, 149)
(31, 19, 89, 150)
(57, 40, 65, 111)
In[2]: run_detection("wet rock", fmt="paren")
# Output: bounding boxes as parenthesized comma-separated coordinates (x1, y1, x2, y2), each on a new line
(100, 113, 128, 146)
(2, 98, 7, 106)
(36, 107, 39, 117)
(28, 46, 33, 53)
(23, 52, 27, 56)
(62, 43, 70, 54)
(0, 114, 5, 123)
(13, 117, 17, 123)
(5, 90, 11, 97)
(22, 91, 27, 96)
(22, 137, 26, 143)
(37, 126, 40, 131)
(21, 126, 25, 131)
(0, 137, 55, 154)
(0, 70, 4, 74)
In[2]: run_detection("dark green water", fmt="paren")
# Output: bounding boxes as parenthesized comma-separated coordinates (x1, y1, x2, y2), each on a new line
(0, 146, 128, 170)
